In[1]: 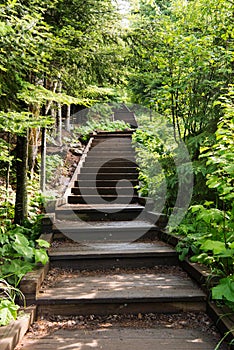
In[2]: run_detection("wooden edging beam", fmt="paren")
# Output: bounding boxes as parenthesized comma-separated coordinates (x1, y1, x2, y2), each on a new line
(19, 233, 53, 304)
(0, 306, 36, 350)
(207, 302, 234, 348)
(57, 136, 94, 207)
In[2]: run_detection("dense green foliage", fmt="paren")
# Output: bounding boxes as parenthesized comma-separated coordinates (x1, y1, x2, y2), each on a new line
(127, 0, 233, 141)
(0, 0, 126, 326)
(129, 0, 234, 312)
(0, 0, 233, 330)
(176, 89, 234, 309)
(75, 116, 131, 142)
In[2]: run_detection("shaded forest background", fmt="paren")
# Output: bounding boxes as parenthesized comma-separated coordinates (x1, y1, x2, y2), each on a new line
(0, 0, 233, 325)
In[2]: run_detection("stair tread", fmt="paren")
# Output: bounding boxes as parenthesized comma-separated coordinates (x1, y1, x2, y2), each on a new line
(72, 186, 136, 189)
(37, 272, 205, 302)
(56, 203, 143, 210)
(53, 220, 153, 228)
(68, 194, 138, 197)
(80, 167, 138, 169)
(49, 241, 176, 256)
(18, 328, 225, 350)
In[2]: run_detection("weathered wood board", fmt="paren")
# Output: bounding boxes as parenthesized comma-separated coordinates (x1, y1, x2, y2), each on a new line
(19, 327, 228, 350)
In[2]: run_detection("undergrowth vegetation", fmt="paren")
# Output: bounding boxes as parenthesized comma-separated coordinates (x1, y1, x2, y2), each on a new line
(0, 104, 130, 327)
(133, 88, 234, 312)
(176, 91, 234, 310)
(75, 119, 131, 143)
(0, 181, 50, 326)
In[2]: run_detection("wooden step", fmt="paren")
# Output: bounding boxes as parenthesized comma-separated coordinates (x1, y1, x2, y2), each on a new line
(67, 195, 139, 204)
(91, 139, 134, 148)
(18, 327, 225, 350)
(92, 138, 132, 143)
(52, 221, 161, 243)
(94, 132, 134, 137)
(85, 156, 136, 162)
(49, 241, 178, 269)
(112, 104, 131, 112)
(74, 179, 139, 187)
(71, 187, 138, 196)
(114, 112, 136, 118)
(36, 271, 206, 317)
(78, 173, 138, 181)
(90, 144, 133, 149)
(83, 160, 137, 167)
(55, 204, 145, 221)
(86, 151, 135, 157)
(80, 167, 138, 174)
(90, 148, 134, 153)
(91, 142, 133, 147)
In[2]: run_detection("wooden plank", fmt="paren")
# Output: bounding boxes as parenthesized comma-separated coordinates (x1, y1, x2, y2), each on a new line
(49, 244, 176, 256)
(37, 301, 206, 317)
(50, 255, 178, 271)
(19, 327, 224, 350)
(0, 306, 36, 350)
(55, 208, 144, 222)
(20, 263, 50, 296)
(37, 273, 205, 302)
(207, 302, 234, 349)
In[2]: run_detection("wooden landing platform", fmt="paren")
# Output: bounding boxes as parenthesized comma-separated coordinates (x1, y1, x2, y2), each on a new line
(18, 327, 227, 350)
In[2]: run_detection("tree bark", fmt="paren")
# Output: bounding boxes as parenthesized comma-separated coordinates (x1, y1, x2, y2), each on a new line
(40, 127, 46, 192)
(57, 80, 63, 146)
(65, 104, 71, 132)
(14, 134, 28, 225)
(28, 127, 40, 179)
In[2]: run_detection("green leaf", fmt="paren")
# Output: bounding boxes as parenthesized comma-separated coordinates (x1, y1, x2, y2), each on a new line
(1, 259, 33, 283)
(12, 233, 34, 259)
(200, 240, 226, 254)
(212, 276, 234, 302)
(190, 205, 203, 213)
(36, 239, 50, 248)
(216, 249, 234, 258)
(34, 249, 49, 265)
(0, 299, 19, 326)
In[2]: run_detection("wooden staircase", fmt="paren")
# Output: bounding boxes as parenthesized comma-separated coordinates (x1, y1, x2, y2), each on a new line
(18, 106, 228, 350)
(113, 103, 138, 128)
(67, 131, 139, 205)
(37, 122, 206, 320)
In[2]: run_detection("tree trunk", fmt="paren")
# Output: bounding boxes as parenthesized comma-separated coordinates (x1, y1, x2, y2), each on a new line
(14, 134, 28, 225)
(28, 127, 40, 179)
(56, 80, 63, 146)
(40, 127, 47, 192)
(6, 132, 10, 192)
(5, 132, 11, 218)
(171, 91, 178, 143)
(65, 104, 71, 132)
